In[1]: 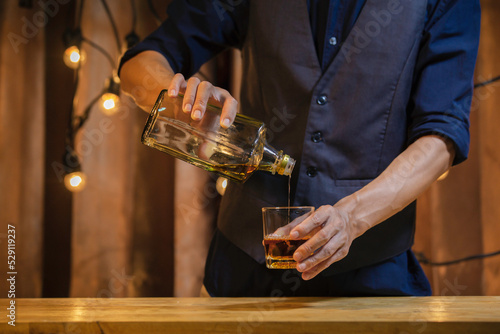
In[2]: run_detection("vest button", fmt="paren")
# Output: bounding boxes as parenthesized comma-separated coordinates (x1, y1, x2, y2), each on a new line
(316, 95, 327, 105)
(306, 166, 318, 177)
(311, 131, 323, 143)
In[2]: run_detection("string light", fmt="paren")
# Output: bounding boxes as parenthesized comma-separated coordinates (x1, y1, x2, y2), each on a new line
(100, 76, 121, 115)
(61, 0, 140, 191)
(62, 149, 87, 192)
(64, 171, 87, 192)
(63, 28, 85, 69)
(216, 177, 228, 196)
(63, 45, 85, 69)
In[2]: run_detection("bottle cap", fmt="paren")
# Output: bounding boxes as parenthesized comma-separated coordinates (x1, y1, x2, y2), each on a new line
(275, 154, 295, 176)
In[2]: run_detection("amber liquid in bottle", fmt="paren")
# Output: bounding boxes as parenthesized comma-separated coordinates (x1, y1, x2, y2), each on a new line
(210, 164, 258, 181)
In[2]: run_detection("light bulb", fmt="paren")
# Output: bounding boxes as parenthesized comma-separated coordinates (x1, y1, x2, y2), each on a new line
(216, 177, 228, 196)
(64, 171, 87, 192)
(63, 46, 85, 69)
(103, 98, 115, 110)
(100, 92, 120, 115)
(70, 51, 80, 63)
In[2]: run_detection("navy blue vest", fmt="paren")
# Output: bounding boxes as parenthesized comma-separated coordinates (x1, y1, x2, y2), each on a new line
(218, 0, 427, 275)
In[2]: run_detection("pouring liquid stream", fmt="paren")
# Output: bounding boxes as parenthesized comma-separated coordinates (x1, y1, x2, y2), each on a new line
(288, 175, 291, 225)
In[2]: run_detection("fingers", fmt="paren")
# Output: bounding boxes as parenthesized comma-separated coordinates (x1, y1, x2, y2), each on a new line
(290, 206, 329, 239)
(295, 232, 349, 274)
(192, 81, 213, 120)
(183, 76, 201, 115)
(168, 74, 238, 126)
(220, 95, 238, 128)
(292, 221, 336, 262)
(299, 242, 349, 280)
(197, 140, 217, 160)
(273, 211, 314, 236)
(289, 205, 354, 279)
(168, 73, 186, 97)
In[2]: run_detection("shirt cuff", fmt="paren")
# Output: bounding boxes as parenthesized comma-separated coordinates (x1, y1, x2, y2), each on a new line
(407, 114, 470, 166)
(118, 39, 181, 77)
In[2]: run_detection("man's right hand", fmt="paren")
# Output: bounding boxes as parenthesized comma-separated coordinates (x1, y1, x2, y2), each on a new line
(120, 50, 238, 128)
(168, 73, 238, 129)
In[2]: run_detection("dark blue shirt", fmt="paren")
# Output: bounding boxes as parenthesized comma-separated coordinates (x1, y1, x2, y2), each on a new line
(120, 0, 480, 165)
(307, 0, 368, 70)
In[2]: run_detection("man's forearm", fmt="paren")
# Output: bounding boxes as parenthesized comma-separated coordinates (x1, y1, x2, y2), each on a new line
(338, 135, 455, 238)
(120, 51, 175, 111)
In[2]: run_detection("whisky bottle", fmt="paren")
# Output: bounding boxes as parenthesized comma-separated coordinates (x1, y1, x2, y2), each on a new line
(141, 89, 295, 183)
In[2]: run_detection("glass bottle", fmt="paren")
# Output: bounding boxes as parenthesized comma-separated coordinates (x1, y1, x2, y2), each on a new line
(141, 89, 295, 183)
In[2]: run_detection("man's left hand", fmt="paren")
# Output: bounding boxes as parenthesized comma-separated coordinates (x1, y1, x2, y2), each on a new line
(290, 205, 358, 280)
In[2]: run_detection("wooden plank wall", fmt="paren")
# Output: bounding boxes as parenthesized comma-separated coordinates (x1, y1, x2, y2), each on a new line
(414, 0, 500, 296)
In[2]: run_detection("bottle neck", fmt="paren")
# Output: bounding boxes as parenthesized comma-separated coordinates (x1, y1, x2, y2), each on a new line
(258, 145, 295, 176)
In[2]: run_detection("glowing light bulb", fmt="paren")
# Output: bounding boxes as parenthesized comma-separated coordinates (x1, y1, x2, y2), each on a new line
(69, 50, 80, 63)
(70, 175, 82, 187)
(100, 92, 120, 115)
(64, 171, 87, 192)
(216, 177, 228, 196)
(63, 46, 85, 69)
(103, 97, 115, 110)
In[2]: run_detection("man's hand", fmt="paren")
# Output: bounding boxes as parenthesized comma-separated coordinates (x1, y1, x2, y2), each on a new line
(120, 50, 238, 128)
(290, 205, 359, 280)
(168, 74, 238, 128)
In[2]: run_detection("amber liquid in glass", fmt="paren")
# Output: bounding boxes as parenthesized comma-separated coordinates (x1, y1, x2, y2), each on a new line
(263, 236, 310, 269)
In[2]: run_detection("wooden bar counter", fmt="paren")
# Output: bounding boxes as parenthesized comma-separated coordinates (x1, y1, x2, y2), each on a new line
(1, 297, 499, 333)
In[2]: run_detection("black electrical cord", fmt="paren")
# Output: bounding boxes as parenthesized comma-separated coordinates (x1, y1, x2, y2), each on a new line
(66, 64, 81, 150)
(65, 65, 102, 149)
(126, 0, 140, 48)
(64, 0, 85, 173)
(78, 94, 102, 129)
(147, 0, 163, 26)
(65, 0, 122, 141)
(76, 0, 85, 28)
(64, 64, 104, 177)
(416, 249, 500, 266)
(130, 0, 137, 32)
(18, 0, 33, 8)
(474, 75, 500, 89)
(82, 37, 116, 69)
(65, 92, 102, 174)
(63, 0, 124, 182)
(100, 0, 122, 52)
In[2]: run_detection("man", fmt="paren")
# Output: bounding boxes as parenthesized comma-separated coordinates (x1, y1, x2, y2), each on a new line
(119, 0, 480, 296)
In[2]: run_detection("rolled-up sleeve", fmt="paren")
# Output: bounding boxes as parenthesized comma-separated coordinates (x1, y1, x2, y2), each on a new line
(407, 0, 481, 165)
(118, 0, 249, 77)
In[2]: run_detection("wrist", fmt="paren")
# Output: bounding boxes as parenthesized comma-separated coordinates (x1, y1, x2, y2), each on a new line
(334, 192, 372, 238)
